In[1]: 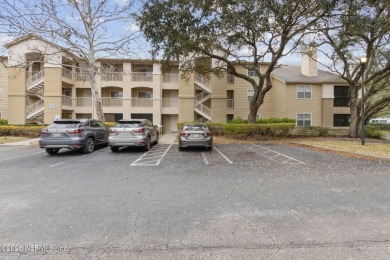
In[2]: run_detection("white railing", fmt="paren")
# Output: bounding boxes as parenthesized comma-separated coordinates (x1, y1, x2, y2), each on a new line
(62, 95, 73, 107)
(27, 70, 44, 88)
(194, 73, 211, 92)
(131, 98, 153, 107)
(101, 72, 123, 82)
(62, 68, 73, 80)
(76, 97, 92, 107)
(227, 99, 234, 109)
(196, 117, 209, 123)
(162, 98, 178, 108)
(26, 99, 44, 116)
(162, 74, 179, 83)
(195, 91, 210, 102)
(102, 97, 123, 107)
(194, 103, 211, 117)
(132, 72, 153, 82)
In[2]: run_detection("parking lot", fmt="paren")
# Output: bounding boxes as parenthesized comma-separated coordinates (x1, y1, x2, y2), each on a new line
(0, 141, 389, 259)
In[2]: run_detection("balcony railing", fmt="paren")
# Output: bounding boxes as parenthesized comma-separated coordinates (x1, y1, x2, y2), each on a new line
(102, 97, 123, 107)
(131, 98, 153, 107)
(27, 70, 44, 87)
(162, 74, 179, 83)
(227, 99, 234, 109)
(101, 72, 123, 82)
(62, 68, 73, 80)
(162, 98, 178, 108)
(26, 99, 44, 116)
(334, 96, 350, 107)
(62, 95, 73, 106)
(76, 73, 89, 81)
(132, 72, 153, 82)
(76, 97, 92, 107)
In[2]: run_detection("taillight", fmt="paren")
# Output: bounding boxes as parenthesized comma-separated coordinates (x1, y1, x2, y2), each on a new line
(133, 128, 145, 133)
(41, 128, 49, 135)
(204, 131, 212, 137)
(109, 128, 118, 135)
(66, 128, 84, 135)
(179, 131, 186, 136)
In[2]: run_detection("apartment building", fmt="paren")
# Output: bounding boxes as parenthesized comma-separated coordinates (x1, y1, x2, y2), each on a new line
(0, 35, 350, 132)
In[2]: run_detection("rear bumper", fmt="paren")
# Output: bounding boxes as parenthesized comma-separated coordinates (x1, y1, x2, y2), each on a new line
(39, 138, 87, 149)
(108, 136, 148, 147)
(179, 137, 212, 148)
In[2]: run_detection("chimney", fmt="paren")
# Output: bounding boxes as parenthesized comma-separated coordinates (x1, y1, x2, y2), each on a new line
(301, 46, 317, 77)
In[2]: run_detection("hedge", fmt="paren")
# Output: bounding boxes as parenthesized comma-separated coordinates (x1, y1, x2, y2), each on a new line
(368, 123, 390, 131)
(0, 119, 8, 125)
(227, 117, 296, 124)
(0, 125, 43, 137)
(177, 122, 295, 137)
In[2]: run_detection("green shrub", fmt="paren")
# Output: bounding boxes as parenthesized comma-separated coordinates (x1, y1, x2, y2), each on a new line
(104, 122, 116, 127)
(0, 125, 43, 137)
(227, 117, 248, 124)
(0, 119, 8, 125)
(368, 123, 390, 131)
(255, 118, 296, 124)
(365, 125, 385, 139)
(293, 126, 330, 137)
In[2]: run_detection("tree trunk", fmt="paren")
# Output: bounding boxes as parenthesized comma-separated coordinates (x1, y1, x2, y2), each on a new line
(89, 72, 105, 122)
(349, 97, 360, 137)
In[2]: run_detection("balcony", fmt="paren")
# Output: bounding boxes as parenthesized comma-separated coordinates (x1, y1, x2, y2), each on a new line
(76, 97, 92, 107)
(102, 97, 123, 107)
(62, 68, 73, 81)
(131, 98, 153, 108)
(76, 73, 89, 81)
(132, 72, 153, 82)
(62, 95, 73, 107)
(101, 72, 123, 82)
(162, 98, 178, 108)
(162, 74, 179, 83)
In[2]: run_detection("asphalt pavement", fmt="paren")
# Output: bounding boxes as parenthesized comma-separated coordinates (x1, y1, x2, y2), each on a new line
(0, 141, 389, 259)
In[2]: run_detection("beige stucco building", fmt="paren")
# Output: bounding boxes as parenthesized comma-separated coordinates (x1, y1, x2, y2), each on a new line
(0, 35, 351, 132)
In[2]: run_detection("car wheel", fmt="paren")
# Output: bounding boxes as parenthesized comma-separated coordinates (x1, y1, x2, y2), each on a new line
(178, 146, 183, 151)
(208, 146, 213, 151)
(144, 136, 151, 151)
(83, 137, 95, 154)
(110, 146, 119, 152)
(45, 148, 59, 155)
(154, 134, 159, 145)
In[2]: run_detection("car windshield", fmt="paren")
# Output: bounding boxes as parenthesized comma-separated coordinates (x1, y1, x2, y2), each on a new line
(49, 121, 81, 129)
(115, 121, 142, 128)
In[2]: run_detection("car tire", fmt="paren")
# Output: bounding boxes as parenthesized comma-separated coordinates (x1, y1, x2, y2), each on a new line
(178, 146, 183, 151)
(45, 148, 59, 155)
(83, 137, 95, 154)
(208, 146, 213, 151)
(110, 146, 119, 152)
(154, 134, 159, 145)
(144, 136, 151, 151)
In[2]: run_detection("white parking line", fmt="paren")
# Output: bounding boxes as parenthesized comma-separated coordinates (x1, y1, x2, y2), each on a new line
(201, 153, 209, 165)
(213, 146, 233, 164)
(0, 146, 27, 151)
(131, 144, 172, 166)
(248, 144, 306, 165)
(0, 151, 45, 162)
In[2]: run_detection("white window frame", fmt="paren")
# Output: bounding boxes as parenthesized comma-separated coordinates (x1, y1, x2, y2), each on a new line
(247, 89, 254, 102)
(296, 85, 312, 99)
(296, 113, 312, 127)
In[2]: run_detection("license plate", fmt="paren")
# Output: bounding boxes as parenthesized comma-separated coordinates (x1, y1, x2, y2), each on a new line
(189, 133, 202, 139)
(52, 133, 61, 137)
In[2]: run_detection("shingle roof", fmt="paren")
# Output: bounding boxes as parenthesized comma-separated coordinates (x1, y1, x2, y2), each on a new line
(272, 65, 345, 84)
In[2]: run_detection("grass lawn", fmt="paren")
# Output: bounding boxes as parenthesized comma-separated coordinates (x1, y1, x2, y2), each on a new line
(381, 130, 390, 136)
(0, 136, 29, 144)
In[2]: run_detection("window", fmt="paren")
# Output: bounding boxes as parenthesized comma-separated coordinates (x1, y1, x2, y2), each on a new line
(297, 86, 312, 99)
(138, 91, 153, 99)
(334, 86, 350, 107)
(333, 114, 350, 127)
(296, 114, 311, 127)
(62, 89, 71, 97)
(227, 73, 234, 84)
(226, 114, 234, 122)
(248, 69, 256, 77)
(247, 90, 254, 102)
(110, 91, 123, 99)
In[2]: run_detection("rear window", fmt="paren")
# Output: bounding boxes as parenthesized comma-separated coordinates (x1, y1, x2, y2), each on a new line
(115, 121, 142, 128)
(183, 125, 208, 131)
(49, 121, 81, 129)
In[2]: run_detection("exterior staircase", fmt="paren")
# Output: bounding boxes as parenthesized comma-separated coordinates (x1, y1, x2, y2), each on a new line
(26, 70, 45, 123)
(194, 73, 211, 122)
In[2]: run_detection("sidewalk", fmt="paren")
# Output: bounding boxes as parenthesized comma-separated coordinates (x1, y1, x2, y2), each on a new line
(159, 133, 177, 144)
(0, 138, 40, 146)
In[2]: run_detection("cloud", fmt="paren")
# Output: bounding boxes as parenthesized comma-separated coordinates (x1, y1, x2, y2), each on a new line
(126, 22, 140, 32)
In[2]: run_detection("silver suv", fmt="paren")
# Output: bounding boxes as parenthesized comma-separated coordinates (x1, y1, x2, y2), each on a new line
(108, 119, 159, 152)
(39, 119, 109, 155)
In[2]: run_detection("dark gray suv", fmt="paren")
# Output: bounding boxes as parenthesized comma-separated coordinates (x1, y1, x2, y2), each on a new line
(39, 119, 109, 155)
